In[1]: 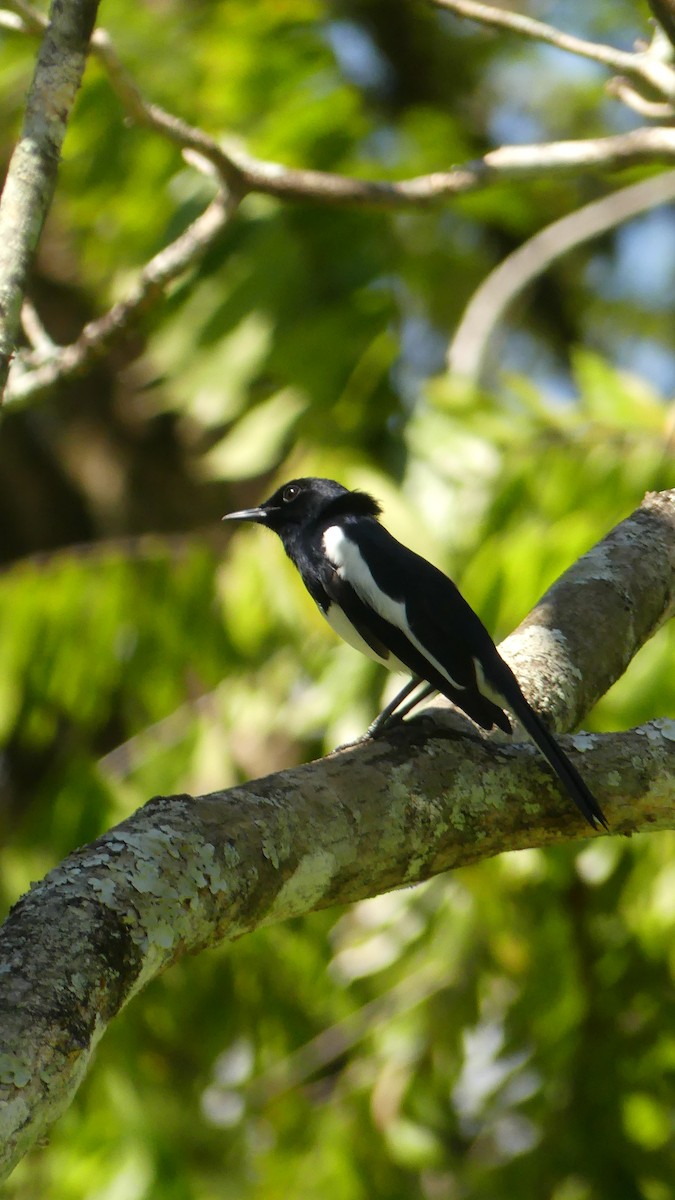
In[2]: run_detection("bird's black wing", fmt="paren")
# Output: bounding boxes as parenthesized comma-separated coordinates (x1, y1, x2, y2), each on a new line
(343, 521, 607, 828)
(322, 519, 511, 732)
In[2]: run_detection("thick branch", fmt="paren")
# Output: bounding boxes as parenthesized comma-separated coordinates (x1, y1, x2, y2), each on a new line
(0, 490, 673, 1175)
(414, 490, 675, 735)
(0, 0, 100, 399)
(499, 490, 675, 730)
(0, 724, 672, 1177)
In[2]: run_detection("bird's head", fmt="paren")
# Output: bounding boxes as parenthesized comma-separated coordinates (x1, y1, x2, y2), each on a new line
(223, 477, 381, 534)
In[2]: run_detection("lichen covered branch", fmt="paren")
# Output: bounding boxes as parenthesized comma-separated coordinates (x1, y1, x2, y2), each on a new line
(0, 490, 673, 1177)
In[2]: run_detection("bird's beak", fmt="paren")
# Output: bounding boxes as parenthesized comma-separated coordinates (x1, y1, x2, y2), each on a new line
(222, 505, 269, 524)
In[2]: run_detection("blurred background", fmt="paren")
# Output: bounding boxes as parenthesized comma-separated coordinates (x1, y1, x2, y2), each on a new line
(1, 0, 674, 1196)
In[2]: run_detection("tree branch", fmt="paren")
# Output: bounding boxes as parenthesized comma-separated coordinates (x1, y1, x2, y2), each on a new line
(499, 490, 675, 729)
(0, 0, 101, 400)
(0, 729, 672, 1178)
(4, 2, 675, 405)
(24, 3, 675, 210)
(0, 489, 673, 1177)
(431, 0, 675, 99)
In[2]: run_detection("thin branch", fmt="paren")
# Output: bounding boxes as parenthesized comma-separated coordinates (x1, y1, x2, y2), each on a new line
(4, 1, 675, 406)
(608, 78, 675, 119)
(0, 0, 42, 33)
(431, 0, 675, 99)
(448, 170, 675, 385)
(225, 129, 675, 197)
(6, 135, 675, 407)
(5, 1, 675, 212)
(0, 0, 102, 400)
(481, 127, 675, 175)
(20, 297, 56, 354)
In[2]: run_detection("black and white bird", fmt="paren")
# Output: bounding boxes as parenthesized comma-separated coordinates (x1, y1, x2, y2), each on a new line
(223, 477, 607, 830)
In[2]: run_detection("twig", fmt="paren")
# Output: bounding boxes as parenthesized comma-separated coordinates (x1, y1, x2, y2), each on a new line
(608, 78, 675, 119)
(481, 127, 675, 174)
(431, 0, 675, 99)
(20, 297, 56, 353)
(448, 170, 675, 386)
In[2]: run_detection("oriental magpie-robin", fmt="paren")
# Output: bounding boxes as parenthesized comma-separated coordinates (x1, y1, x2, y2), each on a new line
(224, 477, 607, 830)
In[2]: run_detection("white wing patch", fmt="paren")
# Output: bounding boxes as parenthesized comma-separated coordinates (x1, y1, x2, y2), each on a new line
(322, 525, 465, 690)
(472, 655, 507, 706)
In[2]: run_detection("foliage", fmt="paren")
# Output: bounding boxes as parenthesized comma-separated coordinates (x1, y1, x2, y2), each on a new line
(0, 0, 673, 1196)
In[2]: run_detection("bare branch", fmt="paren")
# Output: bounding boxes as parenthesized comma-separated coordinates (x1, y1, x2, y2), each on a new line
(481, 127, 675, 175)
(448, 170, 675, 385)
(20, 297, 56, 354)
(431, 0, 675, 99)
(5, 2, 675, 215)
(608, 78, 675, 119)
(0, 0, 43, 34)
(0, 0, 101, 400)
(3, 3, 675, 406)
(6, 137, 675, 406)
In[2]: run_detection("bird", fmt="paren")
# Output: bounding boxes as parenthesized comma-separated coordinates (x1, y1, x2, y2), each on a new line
(223, 477, 607, 830)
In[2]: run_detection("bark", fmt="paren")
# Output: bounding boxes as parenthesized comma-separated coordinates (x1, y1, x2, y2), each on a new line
(0, 489, 673, 1176)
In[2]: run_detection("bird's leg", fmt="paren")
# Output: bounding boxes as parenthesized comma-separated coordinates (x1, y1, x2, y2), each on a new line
(389, 681, 436, 723)
(367, 678, 420, 736)
(367, 678, 436, 737)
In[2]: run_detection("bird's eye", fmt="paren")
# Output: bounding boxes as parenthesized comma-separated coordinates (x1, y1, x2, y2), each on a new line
(283, 484, 301, 503)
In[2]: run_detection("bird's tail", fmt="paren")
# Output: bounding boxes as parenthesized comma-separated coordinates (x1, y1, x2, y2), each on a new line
(506, 691, 608, 831)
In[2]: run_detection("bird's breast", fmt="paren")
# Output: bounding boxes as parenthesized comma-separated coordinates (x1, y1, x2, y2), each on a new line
(321, 601, 392, 666)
